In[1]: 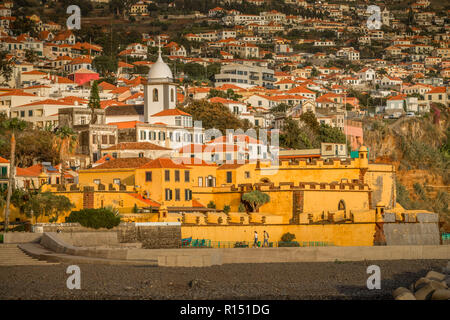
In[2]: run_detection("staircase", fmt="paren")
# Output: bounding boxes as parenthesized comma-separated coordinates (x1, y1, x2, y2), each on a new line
(0, 244, 57, 266)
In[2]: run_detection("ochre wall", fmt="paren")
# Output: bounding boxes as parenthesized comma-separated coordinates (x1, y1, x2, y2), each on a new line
(78, 169, 135, 186)
(181, 223, 377, 247)
(302, 190, 369, 213)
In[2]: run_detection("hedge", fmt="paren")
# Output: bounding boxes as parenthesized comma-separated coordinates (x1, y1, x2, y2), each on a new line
(65, 208, 121, 229)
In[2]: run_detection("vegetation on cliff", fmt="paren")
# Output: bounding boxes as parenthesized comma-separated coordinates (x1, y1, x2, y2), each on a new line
(365, 104, 449, 232)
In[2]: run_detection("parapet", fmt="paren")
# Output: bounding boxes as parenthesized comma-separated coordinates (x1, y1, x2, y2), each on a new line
(43, 183, 136, 193)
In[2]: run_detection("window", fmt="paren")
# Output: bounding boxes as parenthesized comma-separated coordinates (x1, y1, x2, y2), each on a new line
(20, 111, 25, 117)
(226, 171, 232, 183)
(102, 135, 108, 144)
(207, 175, 214, 187)
(165, 188, 172, 201)
(109, 136, 115, 144)
(171, 88, 174, 102)
(245, 171, 250, 179)
(165, 170, 170, 182)
(175, 170, 180, 182)
(198, 177, 203, 187)
(94, 179, 100, 185)
(184, 170, 190, 182)
(185, 189, 192, 201)
(153, 88, 159, 102)
(175, 189, 180, 201)
(112, 153, 117, 158)
(28, 110, 33, 117)
(139, 152, 144, 158)
(0, 166, 6, 178)
(113, 178, 121, 185)
(145, 171, 152, 182)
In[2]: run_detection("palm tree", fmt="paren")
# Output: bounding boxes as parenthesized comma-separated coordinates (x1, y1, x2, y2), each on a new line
(88, 81, 101, 124)
(53, 126, 78, 186)
(0, 117, 27, 232)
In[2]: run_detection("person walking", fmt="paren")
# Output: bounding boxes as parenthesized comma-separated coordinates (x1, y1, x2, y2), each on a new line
(253, 231, 259, 248)
(263, 230, 269, 247)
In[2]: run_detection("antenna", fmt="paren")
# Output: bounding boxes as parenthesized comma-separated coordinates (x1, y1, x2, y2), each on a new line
(158, 35, 162, 57)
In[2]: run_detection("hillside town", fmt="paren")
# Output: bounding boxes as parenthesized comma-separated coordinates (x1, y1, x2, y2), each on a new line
(0, 0, 449, 303)
(0, 0, 448, 230)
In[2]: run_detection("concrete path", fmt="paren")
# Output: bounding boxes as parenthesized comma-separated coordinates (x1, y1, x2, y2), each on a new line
(19, 243, 158, 266)
(0, 244, 58, 266)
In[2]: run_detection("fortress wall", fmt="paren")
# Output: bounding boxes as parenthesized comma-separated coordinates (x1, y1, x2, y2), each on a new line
(181, 224, 377, 247)
(365, 165, 396, 208)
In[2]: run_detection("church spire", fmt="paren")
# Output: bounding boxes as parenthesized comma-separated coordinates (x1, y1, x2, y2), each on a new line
(157, 36, 162, 61)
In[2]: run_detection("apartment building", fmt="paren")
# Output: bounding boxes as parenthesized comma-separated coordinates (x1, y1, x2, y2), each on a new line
(215, 63, 275, 89)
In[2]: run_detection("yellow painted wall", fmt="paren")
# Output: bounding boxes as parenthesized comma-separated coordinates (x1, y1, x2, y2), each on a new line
(303, 190, 369, 213)
(78, 168, 135, 186)
(181, 223, 377, 246)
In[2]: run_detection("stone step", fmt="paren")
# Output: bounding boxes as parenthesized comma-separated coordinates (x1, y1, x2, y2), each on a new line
(0, 245, 57, 266)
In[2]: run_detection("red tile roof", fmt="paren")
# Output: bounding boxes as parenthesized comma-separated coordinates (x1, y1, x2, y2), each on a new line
(108, 121, 143, 129)
(139, 158, 189, 169)
(129, 193, 160, 207)
(93, 157, 152, 170)
(151, 109, 191, 117)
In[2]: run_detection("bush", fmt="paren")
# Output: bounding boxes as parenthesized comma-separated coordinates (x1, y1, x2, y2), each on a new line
(0, 233, 3, 243)
(207, 201, 216, 209)
(234, 241, 249, 248)
(238, 203, 246, 212)
(281, 232, 296, 242)
(65, 208, 121, 229)
(223, 205, 231, 214)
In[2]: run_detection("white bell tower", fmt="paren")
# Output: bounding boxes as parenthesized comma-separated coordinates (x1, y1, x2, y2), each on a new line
(144, 37, 177, 122)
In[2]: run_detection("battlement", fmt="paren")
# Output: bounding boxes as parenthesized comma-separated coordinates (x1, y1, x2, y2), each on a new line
(42, 183, 136, 193)
(257, 157, 363, 170)
(206, 181, 371, 193)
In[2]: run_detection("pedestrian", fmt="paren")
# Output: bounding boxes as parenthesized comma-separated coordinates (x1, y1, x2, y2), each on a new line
(263, 230, 269, 247)
(253, 231, 258, 248)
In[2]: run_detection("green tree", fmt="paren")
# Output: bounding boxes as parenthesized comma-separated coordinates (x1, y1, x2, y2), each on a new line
(93, 55, 118, 76)
(319, 124, 346, 144)
(0, 118, 27, 232)
(88, 82, 101, 124)
(270, 103, 291, 114)
(242, 190, 270, 213)
(24, 49, 39, 63)
(29, 192, 74, 223)
(280, 117, 315, 149)
(180, 100, 252, 134)
(11, 15, 38, 37)
(299, 111, 320, 134)
(0, 51, 13, 85)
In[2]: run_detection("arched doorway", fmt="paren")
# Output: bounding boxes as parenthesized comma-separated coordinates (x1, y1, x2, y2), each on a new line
(338, 200, 346, 211)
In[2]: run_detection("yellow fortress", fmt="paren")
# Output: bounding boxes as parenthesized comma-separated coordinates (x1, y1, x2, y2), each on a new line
(28, 146, 436, 246)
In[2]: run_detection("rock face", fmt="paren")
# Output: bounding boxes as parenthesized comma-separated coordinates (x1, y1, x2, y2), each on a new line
(394, 264, 450, 300)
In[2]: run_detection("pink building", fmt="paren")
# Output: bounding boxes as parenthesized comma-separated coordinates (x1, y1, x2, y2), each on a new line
(345, 119, 363, 151)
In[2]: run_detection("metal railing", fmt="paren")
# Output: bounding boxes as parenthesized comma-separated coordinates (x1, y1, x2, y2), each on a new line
(181, 239, 335, 248)
(442, 233, 450, 245)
